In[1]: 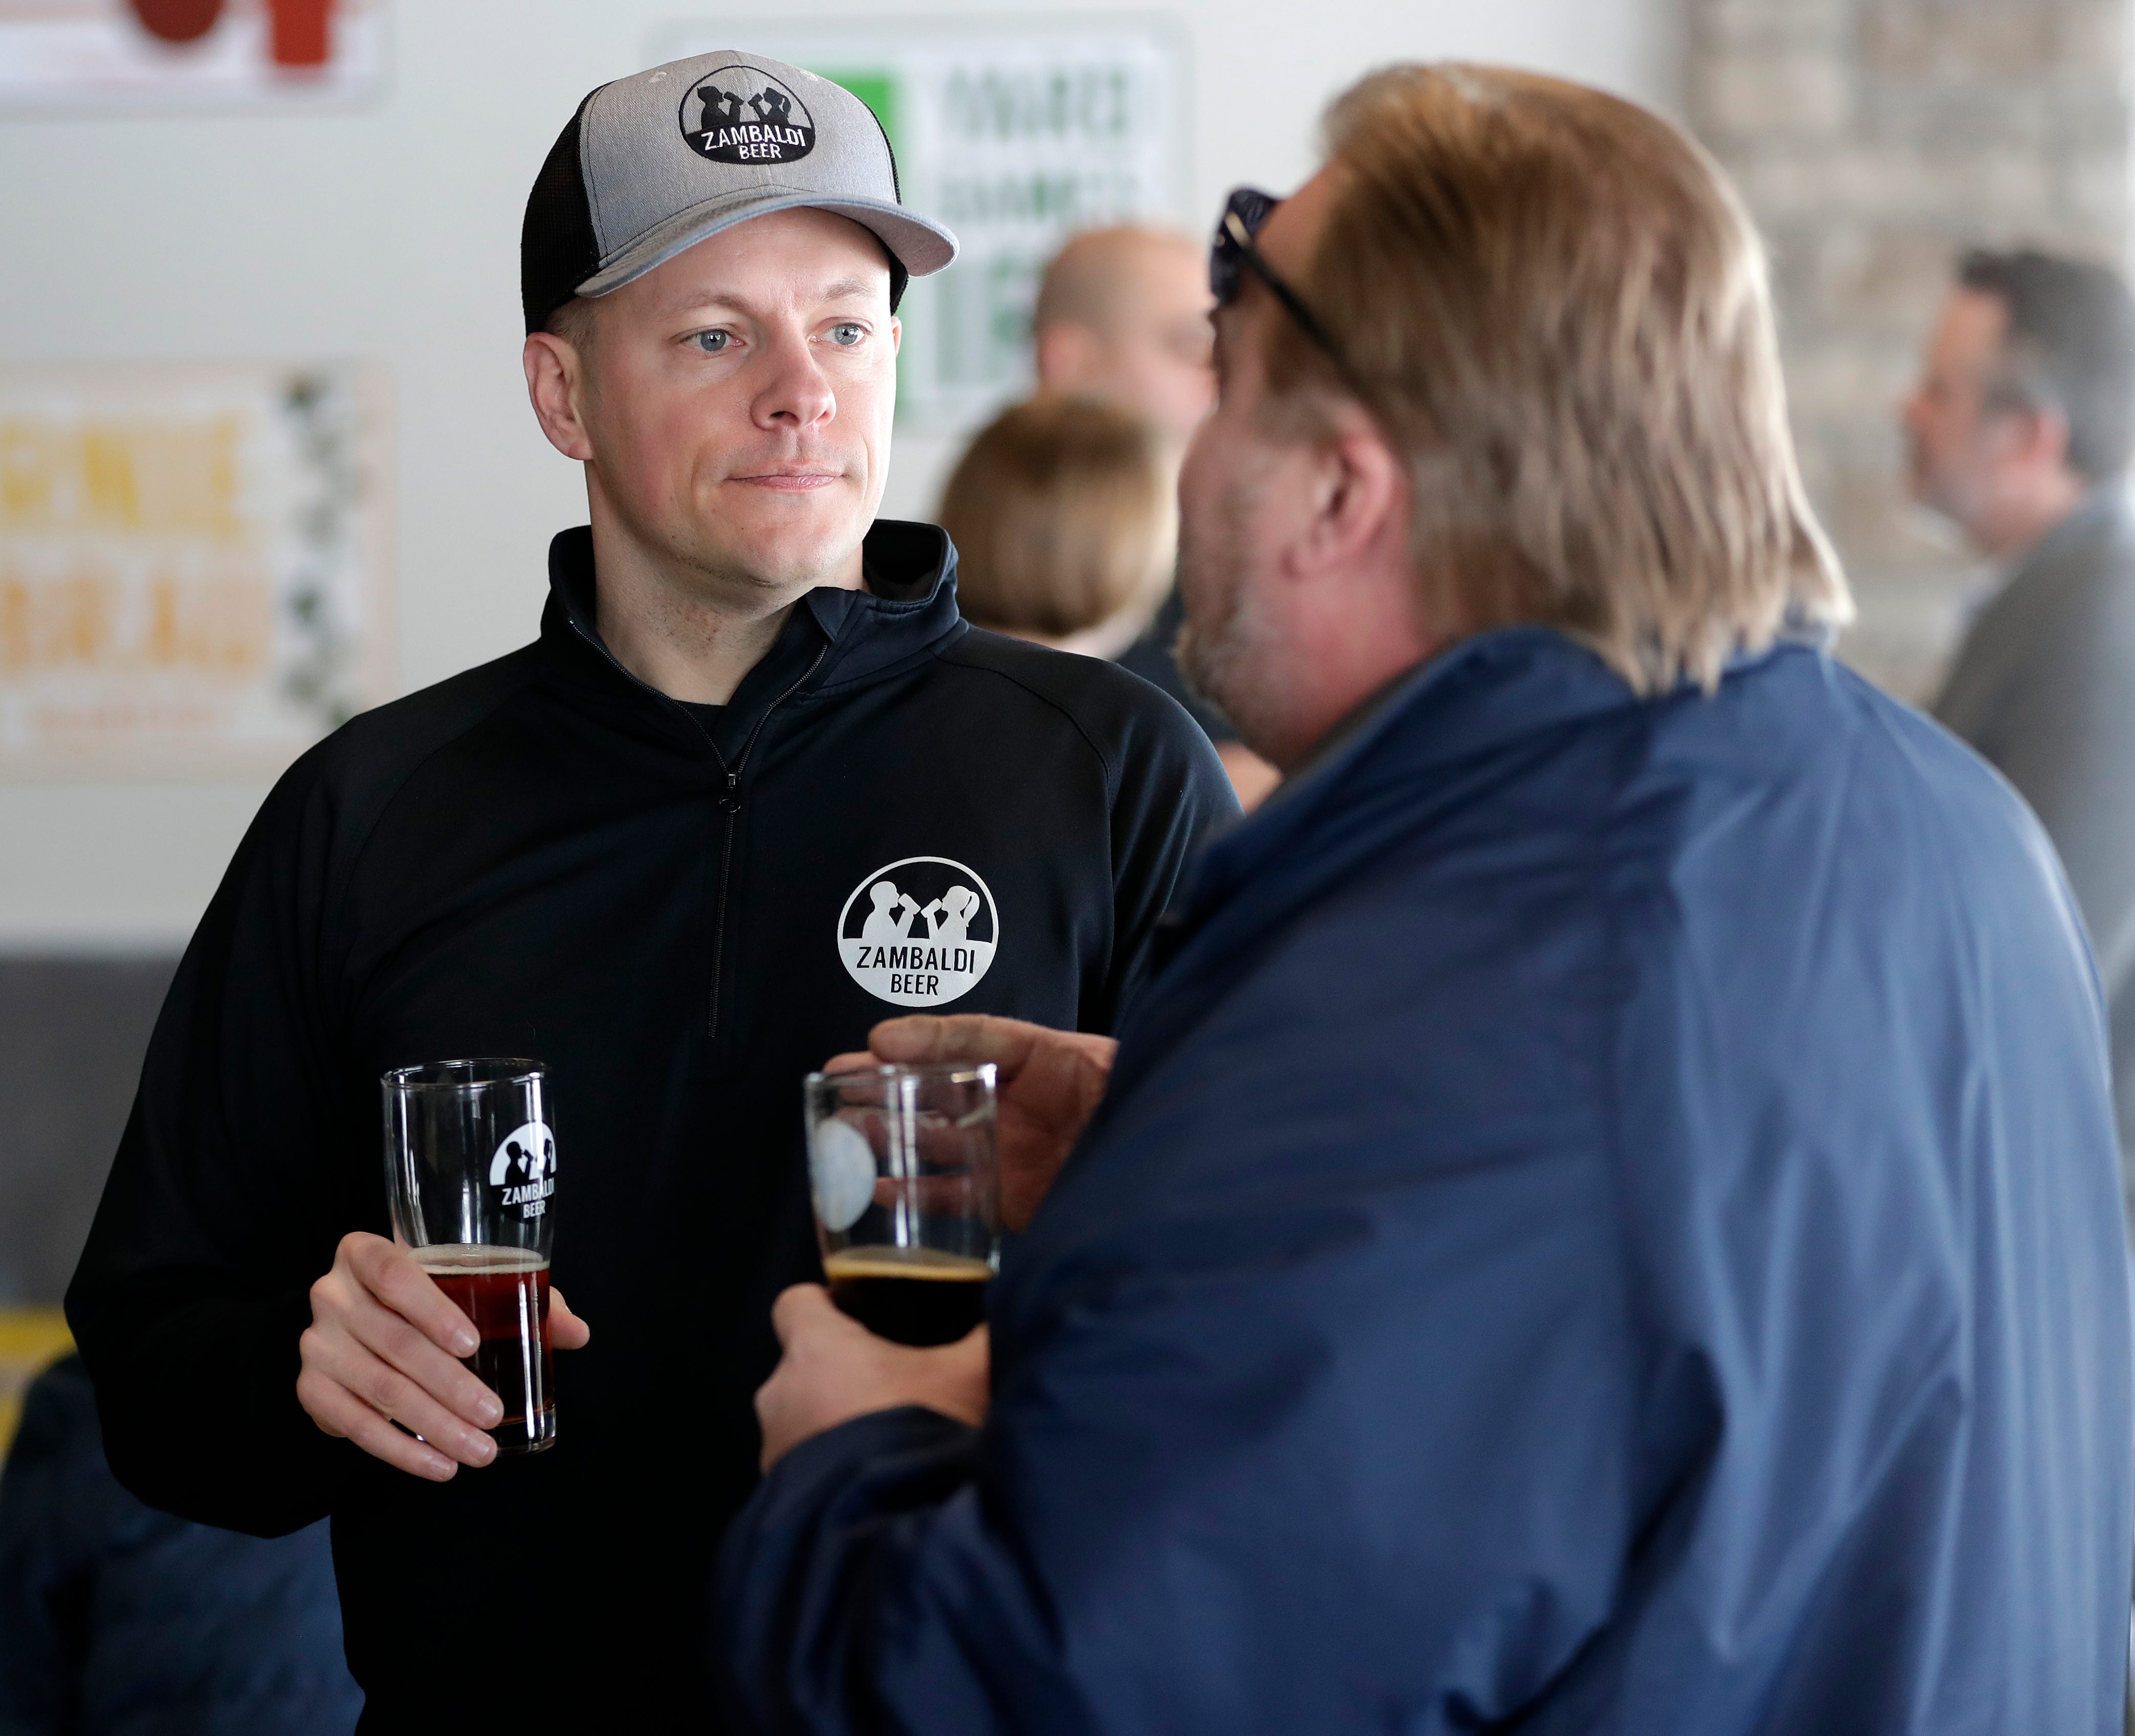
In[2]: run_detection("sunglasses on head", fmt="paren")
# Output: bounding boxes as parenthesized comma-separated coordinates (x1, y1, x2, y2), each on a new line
(1208, 186, 1350, 376)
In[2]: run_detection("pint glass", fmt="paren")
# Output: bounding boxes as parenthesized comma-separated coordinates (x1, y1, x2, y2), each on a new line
(804, 1062, 999, 1345)
(382, 1058, 558, 1454)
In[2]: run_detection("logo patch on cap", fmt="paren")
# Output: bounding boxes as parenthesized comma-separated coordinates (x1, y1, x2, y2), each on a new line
(680, 65, 816, 166)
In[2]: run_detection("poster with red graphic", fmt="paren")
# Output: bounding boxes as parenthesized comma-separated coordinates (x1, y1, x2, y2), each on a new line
(0, 0, 384, 109)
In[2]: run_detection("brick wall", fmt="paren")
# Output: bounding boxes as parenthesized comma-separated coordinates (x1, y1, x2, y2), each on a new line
(1687, 0, 2133, 699)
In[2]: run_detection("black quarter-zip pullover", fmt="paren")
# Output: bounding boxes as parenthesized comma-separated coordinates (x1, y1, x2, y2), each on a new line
(65, 521, 1237, 1730)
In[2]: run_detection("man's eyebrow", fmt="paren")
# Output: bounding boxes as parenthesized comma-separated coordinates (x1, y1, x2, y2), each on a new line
(653, 277, 888, 322)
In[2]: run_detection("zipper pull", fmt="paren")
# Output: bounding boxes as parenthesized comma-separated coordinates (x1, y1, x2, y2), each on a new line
(718, 770, 741, 815)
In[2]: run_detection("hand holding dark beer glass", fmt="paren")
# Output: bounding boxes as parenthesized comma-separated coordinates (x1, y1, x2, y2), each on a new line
(824, 1014, 1117, 1230)
(805, 1061, 1000, 1345)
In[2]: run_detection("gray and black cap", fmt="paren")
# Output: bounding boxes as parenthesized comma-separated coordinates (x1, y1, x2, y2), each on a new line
(521, 51, 959, 334)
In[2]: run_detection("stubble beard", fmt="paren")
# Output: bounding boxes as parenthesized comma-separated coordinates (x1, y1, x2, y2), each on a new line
(1175, 469, 1282, 753)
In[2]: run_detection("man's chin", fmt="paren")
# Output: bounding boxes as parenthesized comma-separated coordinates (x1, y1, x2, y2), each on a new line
(1174, 620, 1243, 730)
(696, 497, 872, 591)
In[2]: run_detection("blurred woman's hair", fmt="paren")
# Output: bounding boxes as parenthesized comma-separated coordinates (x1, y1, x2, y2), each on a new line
(1264, 64, 1850, 694)
(938, 395, 1177, 648)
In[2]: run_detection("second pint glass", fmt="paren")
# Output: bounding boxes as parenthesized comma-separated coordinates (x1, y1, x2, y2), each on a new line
(382, 1058, 558, 1454)
(804, 1062, 1000, 1345)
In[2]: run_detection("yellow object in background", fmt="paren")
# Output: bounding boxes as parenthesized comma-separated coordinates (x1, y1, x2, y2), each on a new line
(0, 1309, 74, 1469)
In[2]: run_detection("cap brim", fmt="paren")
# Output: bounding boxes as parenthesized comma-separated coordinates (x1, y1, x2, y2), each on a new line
(577, 189, 958, 300)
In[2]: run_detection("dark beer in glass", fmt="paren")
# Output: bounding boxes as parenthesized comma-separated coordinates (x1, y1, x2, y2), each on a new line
(805, 1061, 999, 1346)
(382, 1059, 558, 1454)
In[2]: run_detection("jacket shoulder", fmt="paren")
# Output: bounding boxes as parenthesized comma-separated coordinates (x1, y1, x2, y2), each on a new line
(935, 628, 1225, 779)
(253, 643, 550, 847)
(1818, 648, 2059, 848)
(308, 642, 548, 785)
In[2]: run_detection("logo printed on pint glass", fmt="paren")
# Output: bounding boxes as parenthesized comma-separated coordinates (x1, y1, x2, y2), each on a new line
(679, 66, 817, 165)
(488, 1121, 556, 1218)
(837, 856, 999, 1008)
(809, 1119, 877, 1234)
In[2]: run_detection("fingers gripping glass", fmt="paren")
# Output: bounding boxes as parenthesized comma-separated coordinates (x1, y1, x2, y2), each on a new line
(1209, 187, 1349, 376)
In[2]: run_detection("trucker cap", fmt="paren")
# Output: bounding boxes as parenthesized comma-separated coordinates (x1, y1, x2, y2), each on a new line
(521, 51, 959, 334)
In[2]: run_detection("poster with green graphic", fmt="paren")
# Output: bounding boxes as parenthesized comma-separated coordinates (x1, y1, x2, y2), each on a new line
(648, 19, 1187, 433)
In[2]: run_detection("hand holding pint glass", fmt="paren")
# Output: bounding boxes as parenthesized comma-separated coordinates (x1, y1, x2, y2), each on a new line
(382, 1059, 560, 1454)
(805, 1062, 1000, 1345)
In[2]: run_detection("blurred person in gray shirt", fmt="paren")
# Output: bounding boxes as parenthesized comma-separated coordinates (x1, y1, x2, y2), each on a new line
(1906, 248, 2135, 1199)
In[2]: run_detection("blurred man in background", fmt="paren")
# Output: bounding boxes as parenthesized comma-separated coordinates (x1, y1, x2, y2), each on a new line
(1032, 224, 1215, 444)
(1033, 224, 1282, 805)
(1906, 249, 2135, 1200)
(721, 66, 2132, 1734)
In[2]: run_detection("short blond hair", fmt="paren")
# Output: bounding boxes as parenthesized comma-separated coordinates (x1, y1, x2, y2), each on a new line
(938, 396, 1176, 639)
(1267, 66, 1848, 693)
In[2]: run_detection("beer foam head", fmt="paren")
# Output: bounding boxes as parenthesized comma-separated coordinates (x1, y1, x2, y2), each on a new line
(408, 1243, 548, 1276)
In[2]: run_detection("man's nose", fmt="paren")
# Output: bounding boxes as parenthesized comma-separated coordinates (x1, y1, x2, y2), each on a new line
(752, 328, 836, 430)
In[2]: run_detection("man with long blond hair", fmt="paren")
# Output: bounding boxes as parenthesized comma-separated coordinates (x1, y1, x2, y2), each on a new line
(716, 66, 2131, 1734)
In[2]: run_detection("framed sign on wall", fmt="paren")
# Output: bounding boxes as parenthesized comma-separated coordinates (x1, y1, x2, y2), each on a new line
(0, 362, 393, 779)
(649, 15, 1189, 433)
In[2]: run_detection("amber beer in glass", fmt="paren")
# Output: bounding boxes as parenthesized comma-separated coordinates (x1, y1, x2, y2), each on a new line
(382, 1058, 558, 1454)
(804, 1062, 1000, 1345)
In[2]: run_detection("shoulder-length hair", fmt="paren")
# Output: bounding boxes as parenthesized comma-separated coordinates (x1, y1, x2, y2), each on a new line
(1269, 65, 1849, 693)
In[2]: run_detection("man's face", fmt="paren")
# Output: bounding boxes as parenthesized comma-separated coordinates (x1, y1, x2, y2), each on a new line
(571, 208, 898, 595)
(1901, 288, 2015, 533)
(1175, 173, 1336, 747)
(1051, 238, 1215, 441)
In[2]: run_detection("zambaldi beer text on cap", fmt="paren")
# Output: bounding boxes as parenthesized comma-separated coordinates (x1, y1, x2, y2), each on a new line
(680, 65, 817, 165)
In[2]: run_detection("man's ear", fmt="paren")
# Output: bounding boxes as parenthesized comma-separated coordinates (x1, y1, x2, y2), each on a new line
(524, 331, 596, 463)
(1294, 400, 1409, 583)
(2016, 405, 2075, 478)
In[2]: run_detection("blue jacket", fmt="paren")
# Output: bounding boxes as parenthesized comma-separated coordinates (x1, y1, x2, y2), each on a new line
(0, 1357, 360, 1736)
(718, 630, 2134, 1734)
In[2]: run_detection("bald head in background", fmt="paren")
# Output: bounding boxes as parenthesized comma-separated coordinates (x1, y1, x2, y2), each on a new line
(1033, 225, 1215, 442)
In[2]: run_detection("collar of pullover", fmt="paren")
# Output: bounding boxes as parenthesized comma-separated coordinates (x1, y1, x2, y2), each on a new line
(536, 520, 968, 760)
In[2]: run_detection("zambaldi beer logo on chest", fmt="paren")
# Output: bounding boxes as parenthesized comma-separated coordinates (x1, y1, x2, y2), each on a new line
(679, 65, 816, 165)
(838, 856, 999, 1008)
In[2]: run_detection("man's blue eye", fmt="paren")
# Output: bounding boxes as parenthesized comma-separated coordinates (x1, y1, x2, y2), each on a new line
(829, 324, 865, 346)
(694, 331, 732, 353)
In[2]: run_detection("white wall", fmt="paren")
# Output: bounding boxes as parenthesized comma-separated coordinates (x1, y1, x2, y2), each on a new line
(0, 0, 1680, 950)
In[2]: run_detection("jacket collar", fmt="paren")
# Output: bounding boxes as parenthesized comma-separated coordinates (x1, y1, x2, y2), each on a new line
(1999, 481, 2132, 592)
(1170, 625, 1821, 950)
(536, 520, 966, 757)
(1176, 628, 1636, 928)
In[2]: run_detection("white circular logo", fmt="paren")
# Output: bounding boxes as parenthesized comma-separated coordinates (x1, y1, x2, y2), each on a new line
(836, 856, 999, 1008)
(809, 1119, 878, 1233)
(487, 1121, 556, 1219)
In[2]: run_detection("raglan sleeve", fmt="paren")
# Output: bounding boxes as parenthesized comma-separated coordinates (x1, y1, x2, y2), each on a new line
(1090, 691, 1240, 1032)
(62, 750, 366, 1537)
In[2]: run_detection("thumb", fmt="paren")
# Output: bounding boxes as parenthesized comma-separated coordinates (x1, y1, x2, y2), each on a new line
(770, 1283, 836, 1346)
(548, 1286, 592, 1349)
